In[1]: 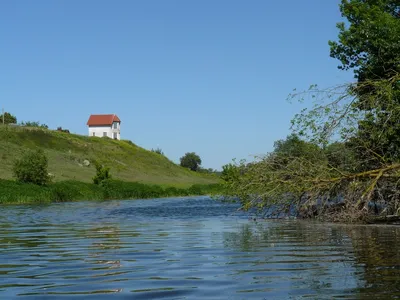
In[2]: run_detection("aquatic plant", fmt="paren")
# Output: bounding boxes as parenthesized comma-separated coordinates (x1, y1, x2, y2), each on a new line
(0, 179, 222, 204)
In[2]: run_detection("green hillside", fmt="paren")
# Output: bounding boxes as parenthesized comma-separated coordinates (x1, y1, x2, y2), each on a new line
(0, 125, 218, 187)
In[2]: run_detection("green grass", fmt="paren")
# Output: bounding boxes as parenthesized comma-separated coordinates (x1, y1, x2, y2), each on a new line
(0, 179, 222, 204)
(0, 125, 219, 187)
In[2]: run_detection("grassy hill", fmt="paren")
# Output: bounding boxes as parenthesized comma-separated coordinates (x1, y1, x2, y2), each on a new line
(0, 125, 219, 187)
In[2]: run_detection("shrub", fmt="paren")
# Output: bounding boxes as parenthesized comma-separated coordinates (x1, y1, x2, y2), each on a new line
(151, 147, 164, 155)
(93, 162, 112, 185)
(20, 121, 48, 129)
(12, 149, 50, 185)
(57, 127, 70, 133)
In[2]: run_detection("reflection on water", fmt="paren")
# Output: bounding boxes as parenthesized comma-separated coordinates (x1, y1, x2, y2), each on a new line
(0, 196, 399, 299)
(345, 226, 400, 299)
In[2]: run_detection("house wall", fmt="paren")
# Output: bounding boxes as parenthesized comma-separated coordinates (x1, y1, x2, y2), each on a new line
(88, 122, 121, 140)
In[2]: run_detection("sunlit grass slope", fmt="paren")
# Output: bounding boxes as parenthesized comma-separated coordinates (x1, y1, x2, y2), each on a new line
(0, 126, 218, 187)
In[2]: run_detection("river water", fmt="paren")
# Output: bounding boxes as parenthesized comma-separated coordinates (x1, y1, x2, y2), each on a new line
(0, 196, 400, 299)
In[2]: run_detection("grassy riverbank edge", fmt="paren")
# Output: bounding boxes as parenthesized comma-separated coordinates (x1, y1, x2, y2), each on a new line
(0, 125, 219, 185)
(0, 179, 222, 204)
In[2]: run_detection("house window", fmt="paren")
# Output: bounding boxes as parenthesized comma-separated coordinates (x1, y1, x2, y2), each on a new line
(113, 122, 118, 129)
(103, 132, 107, 137)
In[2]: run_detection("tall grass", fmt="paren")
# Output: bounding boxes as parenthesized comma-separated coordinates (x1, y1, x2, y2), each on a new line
(0, 179, 222, 204)
(0, 179, 51, 204)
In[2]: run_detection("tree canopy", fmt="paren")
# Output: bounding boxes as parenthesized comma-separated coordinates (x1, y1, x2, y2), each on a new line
(180, 152, 202, 171)
(220, 1, 400, 223)
(0, 112, 17, 125)
(329, 0, 400, 83)
(328, 0, 400, 165)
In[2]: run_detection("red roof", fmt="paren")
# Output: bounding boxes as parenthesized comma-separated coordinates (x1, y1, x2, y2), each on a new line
(87, 114, 121, 126)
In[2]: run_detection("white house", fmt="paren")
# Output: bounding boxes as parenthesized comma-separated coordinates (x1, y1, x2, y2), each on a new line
(87, 114, 121, 140)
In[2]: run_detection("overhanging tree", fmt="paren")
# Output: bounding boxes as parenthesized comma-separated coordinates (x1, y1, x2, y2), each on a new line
(221, 1, 400, 222)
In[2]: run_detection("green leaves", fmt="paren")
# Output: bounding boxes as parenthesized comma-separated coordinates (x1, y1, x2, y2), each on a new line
(180, 152, 202, 171)
(329, 0, 400, 80)
(13, 149, 50, 186)
(93, 162, 112, 185)
(0, 112, 17, 125)
(151, 147, 164, 155)
(220, 1, 400, 222)
(20, 121, 48, 129)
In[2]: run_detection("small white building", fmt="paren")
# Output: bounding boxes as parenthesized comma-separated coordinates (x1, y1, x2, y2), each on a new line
(87, 114, 121, 140)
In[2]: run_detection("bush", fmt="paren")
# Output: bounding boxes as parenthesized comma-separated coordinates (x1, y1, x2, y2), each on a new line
(93, 162, 112, 185)
(151, 147, 164, 155)
(57, 127, 70, 133)
(12, 149, 50, 185)
(20, 121, 48, 129)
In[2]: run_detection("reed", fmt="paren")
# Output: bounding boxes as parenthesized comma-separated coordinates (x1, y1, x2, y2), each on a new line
(0, 179, 222, 204)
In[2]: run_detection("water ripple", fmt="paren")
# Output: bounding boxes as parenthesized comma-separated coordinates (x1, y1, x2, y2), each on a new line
(1, 197, 400, 299)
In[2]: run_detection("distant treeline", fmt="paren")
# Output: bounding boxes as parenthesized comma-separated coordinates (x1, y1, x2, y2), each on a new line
(0, 111, 70, 133)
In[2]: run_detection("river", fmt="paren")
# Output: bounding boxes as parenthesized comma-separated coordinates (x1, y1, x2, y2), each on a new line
(0, 196, 399, 299)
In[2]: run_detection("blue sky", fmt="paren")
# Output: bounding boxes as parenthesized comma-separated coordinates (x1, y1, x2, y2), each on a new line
(1, 0, 353, 170)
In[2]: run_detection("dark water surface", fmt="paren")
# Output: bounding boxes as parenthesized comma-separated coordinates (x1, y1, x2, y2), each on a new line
(1, 196, 400, 299)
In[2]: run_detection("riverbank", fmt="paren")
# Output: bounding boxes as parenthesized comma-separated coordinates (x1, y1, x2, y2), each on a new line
(0, 179, 222, 204)
(0, 125, 219, 186)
